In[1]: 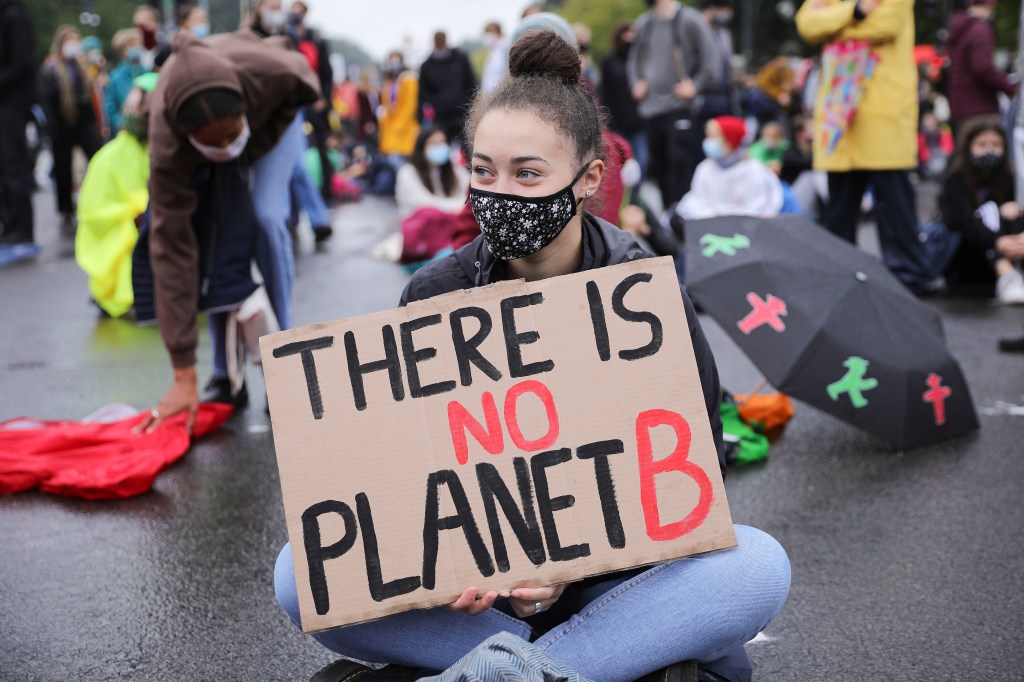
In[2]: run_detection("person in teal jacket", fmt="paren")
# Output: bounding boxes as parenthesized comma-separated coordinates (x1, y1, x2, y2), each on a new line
(103, 28, 149, 135)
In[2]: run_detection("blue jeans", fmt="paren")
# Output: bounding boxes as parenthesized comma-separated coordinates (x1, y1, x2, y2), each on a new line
(290, 112, 331, 229)
(274, 525, 790, 681)
(253, 115, 304, 331)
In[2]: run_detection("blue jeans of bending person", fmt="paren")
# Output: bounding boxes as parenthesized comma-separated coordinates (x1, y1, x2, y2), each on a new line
(252, 114, 305, 332)
(274, 525, 790, 682)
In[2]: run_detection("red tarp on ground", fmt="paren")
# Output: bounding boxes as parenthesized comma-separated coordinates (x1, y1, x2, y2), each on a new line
(0, 403, 233, 500)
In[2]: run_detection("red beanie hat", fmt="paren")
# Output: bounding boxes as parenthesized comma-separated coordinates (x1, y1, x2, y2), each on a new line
(714, 116, 747, 152)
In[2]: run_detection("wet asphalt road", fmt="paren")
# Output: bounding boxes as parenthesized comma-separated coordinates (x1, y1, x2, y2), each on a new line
(2, 188, 1023, 681)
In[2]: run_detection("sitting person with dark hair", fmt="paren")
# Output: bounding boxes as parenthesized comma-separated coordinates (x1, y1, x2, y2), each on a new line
(395, 125, 468, 220)
(136, 29, 319, 433)
(275, 24, 789, 682)
(939, 120, 1024, 303)
(386, 125, 471, 266)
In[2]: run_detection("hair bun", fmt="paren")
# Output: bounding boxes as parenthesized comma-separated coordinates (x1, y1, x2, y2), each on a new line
(507, 30, 581, 85)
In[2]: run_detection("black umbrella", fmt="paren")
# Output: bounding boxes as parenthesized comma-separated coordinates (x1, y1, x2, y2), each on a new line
(684, 215, 979, 449)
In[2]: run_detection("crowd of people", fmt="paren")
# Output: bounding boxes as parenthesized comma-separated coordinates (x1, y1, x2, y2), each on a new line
(0, 0, 1022, 678)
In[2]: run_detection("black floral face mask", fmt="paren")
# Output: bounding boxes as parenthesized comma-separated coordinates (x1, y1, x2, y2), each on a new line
(469, 164, 591, 260)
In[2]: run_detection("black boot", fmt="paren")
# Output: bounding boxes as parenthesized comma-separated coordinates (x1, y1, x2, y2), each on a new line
(998, 334, 1024, 353)
(201, 376, 249, 408)
(636, 661, 700, 682)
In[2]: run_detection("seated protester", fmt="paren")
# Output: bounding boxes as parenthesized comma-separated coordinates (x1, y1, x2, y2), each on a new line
(676, 115, 783, 220)
(779, 115, 812, 186)
(749, 121, 802, 215)
(275, 28, 790, 682)
(76, 73, 158, 318)
(939, 120, 1024, 302)
(748, 121, 788, 176)
(744, 57, 795, 134)
(392, 126, 471, 266)
(918, 111, 953, 180)
(395, 125, 468, 219)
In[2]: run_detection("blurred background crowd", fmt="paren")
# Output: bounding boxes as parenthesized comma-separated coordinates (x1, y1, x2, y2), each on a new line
(0, 0, 1022, 330)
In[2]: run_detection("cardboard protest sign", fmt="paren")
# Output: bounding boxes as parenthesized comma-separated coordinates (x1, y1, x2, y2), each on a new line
(261, 257, 736, 633)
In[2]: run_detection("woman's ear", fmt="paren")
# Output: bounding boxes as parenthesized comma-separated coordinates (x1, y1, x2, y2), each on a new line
(581, 159, 605, 198)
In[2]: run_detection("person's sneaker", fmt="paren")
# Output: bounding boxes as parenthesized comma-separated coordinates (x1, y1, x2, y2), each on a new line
(995, 269, 1024, 305)
(998, 334, 1024, 353)
(313, 224, 333, 243)
(60, 214, 77, 235)
(201, 376, 249, 408)
(0, 243, 41, 268)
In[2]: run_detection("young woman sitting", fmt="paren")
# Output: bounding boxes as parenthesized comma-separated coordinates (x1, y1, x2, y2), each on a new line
(939, 120, 1024, 303)
(275, 29, 790, 682)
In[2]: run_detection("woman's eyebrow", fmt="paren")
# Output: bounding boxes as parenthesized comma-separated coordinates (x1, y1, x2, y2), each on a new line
(511, 155, 550, 165)
(471, 152, 550, 166)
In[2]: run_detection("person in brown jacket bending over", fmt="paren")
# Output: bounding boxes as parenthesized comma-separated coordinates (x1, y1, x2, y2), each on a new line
(137, 30, 318, 433)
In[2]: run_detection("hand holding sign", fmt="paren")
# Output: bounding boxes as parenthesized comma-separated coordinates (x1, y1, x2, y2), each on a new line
(261, 258, 735, 633)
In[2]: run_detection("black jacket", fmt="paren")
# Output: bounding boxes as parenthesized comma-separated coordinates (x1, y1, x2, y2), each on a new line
(0, 0, 35, 108)
(417, 49, 477, 125)
(600, 50, 643, 135)
(400, 213, 727, 476)
(939, 171, 1024, 288)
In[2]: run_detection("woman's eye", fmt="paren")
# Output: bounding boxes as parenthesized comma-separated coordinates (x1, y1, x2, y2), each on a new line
(517, 168, 540, 180)
(472, 166, 493, 178)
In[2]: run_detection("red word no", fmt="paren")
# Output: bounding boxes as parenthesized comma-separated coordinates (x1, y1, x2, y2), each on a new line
(635, 409, 713, 541)
(447, 380, 560, 465)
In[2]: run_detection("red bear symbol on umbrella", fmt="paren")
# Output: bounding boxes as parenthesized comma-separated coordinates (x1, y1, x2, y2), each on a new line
(737, 293, 787, 334)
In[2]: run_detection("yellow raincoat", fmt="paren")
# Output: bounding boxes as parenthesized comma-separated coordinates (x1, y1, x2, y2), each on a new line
(795, 0, 918, 172)
(378, 72, 420, 157)
(75, 131, 149, 317)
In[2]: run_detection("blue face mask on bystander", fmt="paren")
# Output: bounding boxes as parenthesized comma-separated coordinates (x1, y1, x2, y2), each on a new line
(425, 144, 451, 166)
(702, 138, 727, 161)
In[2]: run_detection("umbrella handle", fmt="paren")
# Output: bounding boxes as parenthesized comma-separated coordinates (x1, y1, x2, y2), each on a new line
(738, 378, 769, 405)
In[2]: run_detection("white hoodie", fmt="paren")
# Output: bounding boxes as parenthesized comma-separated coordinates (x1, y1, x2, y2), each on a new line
(677, 156, 784, 221)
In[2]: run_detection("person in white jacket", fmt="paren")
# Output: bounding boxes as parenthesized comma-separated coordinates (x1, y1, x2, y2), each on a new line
(395, 125, 469, 219)
(676, 115, 783, 220)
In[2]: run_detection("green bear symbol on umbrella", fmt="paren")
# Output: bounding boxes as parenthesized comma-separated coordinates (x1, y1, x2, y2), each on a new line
(700, 233, 751, 258)
(826, 356, 878, 409)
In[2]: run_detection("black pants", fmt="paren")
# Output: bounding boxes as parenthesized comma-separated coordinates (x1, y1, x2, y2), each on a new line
(644, 107, 698, 210)
(825, 169, 931, 292)
(51, 108, 102, 216)
(0, 105, 35, 243)
(435, 113, 465, 150)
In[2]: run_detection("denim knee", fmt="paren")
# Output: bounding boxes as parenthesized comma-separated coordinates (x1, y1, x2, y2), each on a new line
(274, 543, 302, 630)
(731, 525, 791, 630)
